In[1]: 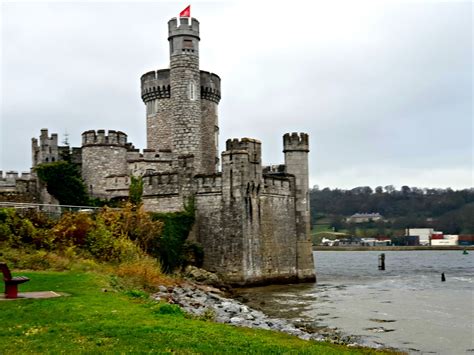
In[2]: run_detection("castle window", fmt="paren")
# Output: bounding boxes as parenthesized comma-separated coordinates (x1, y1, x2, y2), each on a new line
(189, 82, 197, 101)
(183, 39, 193, 49)
(146, 100, 158, 115)
(52, 157, 55, 162)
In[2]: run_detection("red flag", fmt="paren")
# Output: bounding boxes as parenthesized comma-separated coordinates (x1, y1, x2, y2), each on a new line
(180, 5, 190, 17)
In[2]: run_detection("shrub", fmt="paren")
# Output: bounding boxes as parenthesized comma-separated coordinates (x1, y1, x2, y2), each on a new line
(152, 303, 184, 316)
(52, 212, 94, 247)
(114, 258, 170, 291)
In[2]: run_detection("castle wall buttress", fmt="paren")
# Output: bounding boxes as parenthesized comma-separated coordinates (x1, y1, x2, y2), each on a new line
(284, 133, 316, 282)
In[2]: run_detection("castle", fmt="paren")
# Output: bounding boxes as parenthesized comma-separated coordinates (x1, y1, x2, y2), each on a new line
(1, 16, 316, 285)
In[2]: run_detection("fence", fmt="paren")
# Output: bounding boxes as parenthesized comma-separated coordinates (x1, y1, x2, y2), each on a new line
(0, 202, 101, 219)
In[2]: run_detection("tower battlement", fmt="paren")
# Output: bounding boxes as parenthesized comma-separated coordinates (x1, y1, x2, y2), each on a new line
(141, 69, 171, 102)
(226, 138, 262, 165)
(283, 132, 309, 152)
(81, 130, 128, 147)
(168, 17, 200, 57)
(168, 17, 200, 40)
(226, 138, 261, 151)
(31, 128, 69, 166)
(200, 71, 221, 103)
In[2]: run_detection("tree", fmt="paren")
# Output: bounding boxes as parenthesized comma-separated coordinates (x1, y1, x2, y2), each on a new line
(35, 161, 89, 205)
(129, 176, 144, 206)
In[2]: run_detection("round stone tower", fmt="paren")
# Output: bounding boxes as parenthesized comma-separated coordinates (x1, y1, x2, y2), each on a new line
(81, 130, 128, 198)
(168, 17, 202, 172)
(141, 16, 221, 174)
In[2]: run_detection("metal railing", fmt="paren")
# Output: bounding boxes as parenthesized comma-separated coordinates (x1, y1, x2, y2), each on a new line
(0, 202, 101, 218)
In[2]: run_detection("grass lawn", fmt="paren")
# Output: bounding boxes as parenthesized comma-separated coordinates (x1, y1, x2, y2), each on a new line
(0, 271, 397, 354)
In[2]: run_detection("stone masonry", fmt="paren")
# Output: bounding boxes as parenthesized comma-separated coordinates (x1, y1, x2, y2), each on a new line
(23, 15, 316, 285)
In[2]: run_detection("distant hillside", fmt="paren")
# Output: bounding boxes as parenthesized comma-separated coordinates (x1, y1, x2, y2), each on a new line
(310, 186, 474, 234)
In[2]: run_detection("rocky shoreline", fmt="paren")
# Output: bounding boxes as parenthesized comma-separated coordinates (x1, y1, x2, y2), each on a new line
(151, 278, 388, 350)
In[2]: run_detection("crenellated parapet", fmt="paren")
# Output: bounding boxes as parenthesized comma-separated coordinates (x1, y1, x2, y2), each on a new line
(0, 171, 37, 199)
(141, 69, 171, 103)
(195, 174, 222, 194)
(143, 172, 179, 196)
(105, 174, 130, 194)
(81, 130, 128, 147)
(200, 71, 221, 103)
(0, 171, 33, 183)
(168, 17, 200, 57)
(283, 132, 309, 152)
(263, 164, 286, 174)
(226, 138, 261, 163)
(261, 174, 293, 196)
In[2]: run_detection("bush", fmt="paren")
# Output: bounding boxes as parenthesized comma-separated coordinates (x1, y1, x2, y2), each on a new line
(53, 212, 94, 247)
(114, 258, 169, 291)
(152, 303, 184, 316)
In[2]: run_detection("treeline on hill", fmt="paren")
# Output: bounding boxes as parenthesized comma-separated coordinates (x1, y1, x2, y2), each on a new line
(310, 186, 474, 235)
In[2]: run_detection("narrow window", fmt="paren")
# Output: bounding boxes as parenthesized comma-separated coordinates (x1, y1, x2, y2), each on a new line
(189, 82, 197, 101)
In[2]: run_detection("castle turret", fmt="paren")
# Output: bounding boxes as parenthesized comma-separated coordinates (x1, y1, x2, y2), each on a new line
(141, 16, 220, 175)
(141, 69, 171, 152)
(168, 17, 203, 172)
(200, 71, 221, 172)
(32, 129, 59, 166)
(81, 130, 129, 198)
(283, 133, 316, 282)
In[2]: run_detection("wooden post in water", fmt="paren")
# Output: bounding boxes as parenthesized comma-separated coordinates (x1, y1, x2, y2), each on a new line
(378, 253, 385, 271)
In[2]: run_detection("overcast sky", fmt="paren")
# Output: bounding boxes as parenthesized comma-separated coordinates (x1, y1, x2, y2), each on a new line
(1, 0, 472, 189)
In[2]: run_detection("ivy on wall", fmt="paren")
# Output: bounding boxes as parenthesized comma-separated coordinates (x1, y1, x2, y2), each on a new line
(151, 199, 200, 272)
(35, 161, 89, 206)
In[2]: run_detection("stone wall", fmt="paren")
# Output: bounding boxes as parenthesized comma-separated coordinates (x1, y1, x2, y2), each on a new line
(0, 171, 38, 203)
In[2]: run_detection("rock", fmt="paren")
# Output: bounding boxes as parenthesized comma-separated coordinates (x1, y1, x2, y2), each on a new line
(230, 317, 244, 324)
(220, 301, 241, 314)
(150, 283, 390, 351)
(183, 266, 224, 287)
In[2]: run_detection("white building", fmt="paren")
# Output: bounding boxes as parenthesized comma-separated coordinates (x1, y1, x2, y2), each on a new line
(431, 235, 459, 246)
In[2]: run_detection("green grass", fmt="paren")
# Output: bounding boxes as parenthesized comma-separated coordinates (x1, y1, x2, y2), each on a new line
(0, 271, 395, 353)
(312, 224, 334, 233)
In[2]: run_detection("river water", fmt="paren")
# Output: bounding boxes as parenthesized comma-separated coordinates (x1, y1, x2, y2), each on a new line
(237, 251, 474, 354)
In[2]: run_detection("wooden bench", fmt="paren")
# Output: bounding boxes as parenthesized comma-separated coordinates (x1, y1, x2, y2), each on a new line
(0, 263, 30, 299)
